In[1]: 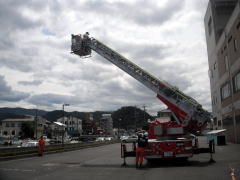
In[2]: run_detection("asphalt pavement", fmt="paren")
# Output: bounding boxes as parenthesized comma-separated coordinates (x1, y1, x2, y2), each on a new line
(0, 142, 239, 180)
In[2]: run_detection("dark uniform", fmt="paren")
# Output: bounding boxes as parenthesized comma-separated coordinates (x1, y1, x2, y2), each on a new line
(136, 133, 148, 168)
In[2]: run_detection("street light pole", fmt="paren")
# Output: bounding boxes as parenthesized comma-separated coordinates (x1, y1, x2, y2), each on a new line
(118, 118, 121, 139)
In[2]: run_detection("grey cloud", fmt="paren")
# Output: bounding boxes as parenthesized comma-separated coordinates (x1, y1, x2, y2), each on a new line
(117, 43, 168, 61)
(0, 0, 43, 32)
(81, 0, 185, 26)
(86, 76, 158, 106)
(193, 1, 208, 14)
(0, 56, 33, 72)
(0, 35, 15, 50)
(0, 75, 30, 102)
(0, 0, 44, 72)
(27, 93, 80, 107)
(18, 80, 43, 86)
(130, 0, 185, 25)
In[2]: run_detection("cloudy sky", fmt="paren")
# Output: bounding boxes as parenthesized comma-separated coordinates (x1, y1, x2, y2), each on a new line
(0, 0, 211, 115)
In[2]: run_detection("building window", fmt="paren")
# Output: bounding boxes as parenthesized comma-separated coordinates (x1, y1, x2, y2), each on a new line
(12, 130, 15, 135)
(218, 120, 222, 127)
(237, 21, 240, 29)
(233, 39, 237, 52)
(214, 62, 217, 70)
(224, 55, 229, 70)
(228, 36, 232, 43)
(212, 95, 218, 106)
(11, 123, 15, 127)
(208, 69, 213, 78)
(233, 72, 240, 93)
(208, 17, 212, 35)
(213, 117, 217, 125)
(221, 82, 231, 100)
(6, 123, 9, 127)
(3, 131, 8, 135)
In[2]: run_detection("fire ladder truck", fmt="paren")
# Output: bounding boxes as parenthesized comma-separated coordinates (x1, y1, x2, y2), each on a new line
(71, 33, 215, 163)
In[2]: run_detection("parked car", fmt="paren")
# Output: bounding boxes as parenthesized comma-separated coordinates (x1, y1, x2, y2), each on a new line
(69, 140, 81, 144)
(12, 139, 23, 145)
(0, 136, 12, 145)
(105, 137, 114, 141)
(95, 137, 105, 142)
(21, 141, 38, 147)
(121, 135, 138, 143)
(120, 135, 128, 140)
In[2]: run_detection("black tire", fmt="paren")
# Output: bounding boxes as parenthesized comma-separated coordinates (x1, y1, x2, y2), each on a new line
(179, 157, 188, 164)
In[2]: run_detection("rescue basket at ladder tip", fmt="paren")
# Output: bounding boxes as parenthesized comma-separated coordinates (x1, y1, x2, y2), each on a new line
(71, 34, 92, 57)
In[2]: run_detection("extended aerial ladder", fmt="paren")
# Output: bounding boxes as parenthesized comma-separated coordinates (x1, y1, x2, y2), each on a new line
(71, 33, 211, 133)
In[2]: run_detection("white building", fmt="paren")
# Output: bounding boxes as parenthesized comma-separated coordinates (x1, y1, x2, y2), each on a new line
(0, 115, 47, 139)
(57, 116, 82, 136)
(204, 0, 240, 143)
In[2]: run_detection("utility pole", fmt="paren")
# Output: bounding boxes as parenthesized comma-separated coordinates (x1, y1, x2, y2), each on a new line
(134, 106, 137, 130)
(143, 105, 146, 122)
(35, 109, 38, 139)
(143, 105, 147, 128)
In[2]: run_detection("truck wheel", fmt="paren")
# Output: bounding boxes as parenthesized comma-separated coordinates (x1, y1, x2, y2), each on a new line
(179, 157, 188, 163)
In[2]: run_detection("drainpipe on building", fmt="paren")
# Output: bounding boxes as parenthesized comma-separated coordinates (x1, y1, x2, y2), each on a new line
(225, 31, 237, 143)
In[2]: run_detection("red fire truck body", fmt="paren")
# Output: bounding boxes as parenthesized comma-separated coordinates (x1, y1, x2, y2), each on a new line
(145, 120, 194, 159)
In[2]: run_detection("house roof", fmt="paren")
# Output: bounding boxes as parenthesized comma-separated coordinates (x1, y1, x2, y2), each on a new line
(159, 109, 171, 113)
(2, 116, 35, 122)
(54, 122, 66, 127)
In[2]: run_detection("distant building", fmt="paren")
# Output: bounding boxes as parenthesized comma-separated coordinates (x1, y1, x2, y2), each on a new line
(100, 114, 113, 135)
(156, 109, 172, 123)
(0, 115, 47, 139)
(47, 122, 66, 141)
(57, 116, 82, 136)
(82, 113, 96, 135)
(157, 109, 172, 118)
(204, 0, 240, 143)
